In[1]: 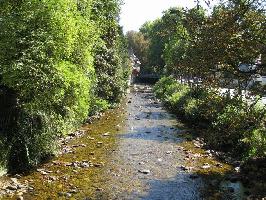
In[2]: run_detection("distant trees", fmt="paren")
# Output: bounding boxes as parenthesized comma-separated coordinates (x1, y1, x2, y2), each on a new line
(0, 0, 130, 172)
(153, 0, 266, 172)
(132, 0, 265, 89)
(195, 0, 266, 88)
(126, 31, 149, 69)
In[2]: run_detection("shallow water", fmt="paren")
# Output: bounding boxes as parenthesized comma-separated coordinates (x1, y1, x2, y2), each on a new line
(1, 85, 247, 200)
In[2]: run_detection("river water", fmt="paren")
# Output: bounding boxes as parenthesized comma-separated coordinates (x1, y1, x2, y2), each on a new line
(1, 85, 247, 200)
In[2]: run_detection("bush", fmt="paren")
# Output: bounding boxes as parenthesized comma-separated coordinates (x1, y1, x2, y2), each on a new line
(246, 128, 266, 158)
(154, 76, 185, 100)
(0, 0, 130, 173)
(154, 77, 266, 160)
(0, 0, 95, 172)
(89, 98, 110, 116)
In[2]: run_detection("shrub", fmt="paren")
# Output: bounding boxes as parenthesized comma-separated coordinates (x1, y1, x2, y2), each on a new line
(154, 77, 266, 160)
(0, 0, 130, 173)
(167, 87, 190, 114)
(0, 0, 96, 172)
(89, 98, 110, 116)
(246, 128, 266, 158)
(209, 102, 265, 157)
(154, 76, 185, 100)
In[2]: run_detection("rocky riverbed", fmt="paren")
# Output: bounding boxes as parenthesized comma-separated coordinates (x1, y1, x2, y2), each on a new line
(0, 85, 259, 200)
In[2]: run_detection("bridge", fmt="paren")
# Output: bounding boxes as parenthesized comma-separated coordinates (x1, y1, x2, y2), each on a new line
(135, 74, 161, 84)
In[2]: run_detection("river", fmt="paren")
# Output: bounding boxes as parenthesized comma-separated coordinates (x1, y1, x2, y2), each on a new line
(0, 85, 247, 200)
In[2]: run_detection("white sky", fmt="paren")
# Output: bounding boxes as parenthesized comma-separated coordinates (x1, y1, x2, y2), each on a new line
(120, 0, 215, 33)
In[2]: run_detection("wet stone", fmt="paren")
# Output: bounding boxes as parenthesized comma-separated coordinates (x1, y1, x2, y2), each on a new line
(202, 163, 211, 169)
(138, 169, 150, 174)
(6, 185, 17, 191)
(94, 163, 103, 168)
(235, 167, 240, 173)
(103, 132, 110, 136)
(16, 195, 23, 200)
(216, 163, 223, 168)
(69, 189, 78, 194)
(10, 178, 19, 184)
(166, 151, 173, 154)
(180, 165, 190, 171)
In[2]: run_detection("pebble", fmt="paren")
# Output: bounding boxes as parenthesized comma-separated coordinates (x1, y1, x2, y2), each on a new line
(69, 189, 78, 194)
(103, 133, 110, 136)
(58, 192, 64, 197)
(80, 163, 90, 168)
(65, 193, 72, 198)
(48, 176, 57, 181)
(202, 163, 211, 169)
(10, 178, 18, 184)
(180, 165, 191, 171)
(138, 169, 150, 174)
(235, 167, 240, 173)
(96, 188, 104, 192)
(216, 163, 223, 168)
(16, 196, 23, 200)
(94, 163, 103, 168)
(6, 185, 17, 190)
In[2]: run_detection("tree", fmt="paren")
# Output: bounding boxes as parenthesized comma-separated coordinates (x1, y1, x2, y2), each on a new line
(126, 30, 149, 71)
(91, 0, 130, 103)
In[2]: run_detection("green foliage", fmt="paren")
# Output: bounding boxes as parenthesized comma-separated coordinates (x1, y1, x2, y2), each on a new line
(0, 0, 129, 172)
(91, 0, 130, 103)
(90, 98, 110, 116)
(153, 76, 187, 100)
(126, 31, 149, 70)
(210, 103, 266, 156)
(154, 77, 266, 159)
(247, 128, 266, 157)
(150, 1, 266, 161)
(139, 1, 265, 91)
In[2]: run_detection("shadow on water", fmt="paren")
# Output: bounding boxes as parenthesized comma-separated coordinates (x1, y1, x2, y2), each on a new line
(133, 111, 176, 121)
(117, 126, 184, 143)
(140, 173, 203, 200)
(138, 171, 247, 200)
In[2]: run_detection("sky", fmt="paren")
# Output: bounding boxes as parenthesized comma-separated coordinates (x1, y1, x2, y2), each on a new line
(120, 0, 215, 33)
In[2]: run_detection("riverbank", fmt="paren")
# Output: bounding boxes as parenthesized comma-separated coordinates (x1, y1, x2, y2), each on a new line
(153, 77, 266, 199)
(0, 85, 262, 199)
